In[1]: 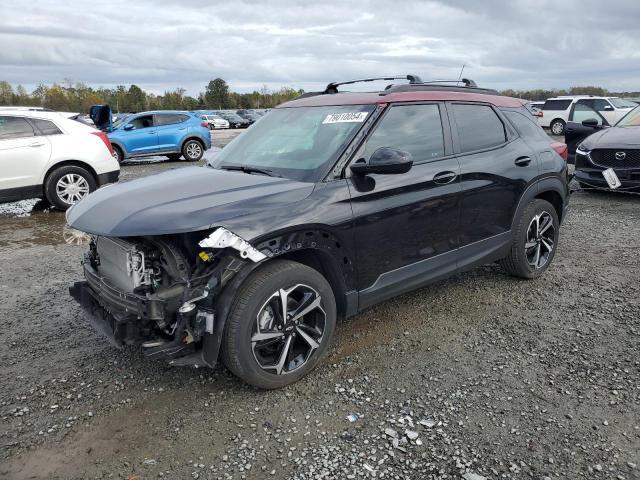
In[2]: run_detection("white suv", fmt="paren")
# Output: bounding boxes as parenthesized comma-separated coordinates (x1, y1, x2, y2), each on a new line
(0, 110, 120, 210)
(538, 96, 636, 135)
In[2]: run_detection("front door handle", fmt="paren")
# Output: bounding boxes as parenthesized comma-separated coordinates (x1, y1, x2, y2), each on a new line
(514, 156, 531, 166)
(433, 171, 457, 184)
(28, 141, 45, 147)
(148, 131, 157, 134)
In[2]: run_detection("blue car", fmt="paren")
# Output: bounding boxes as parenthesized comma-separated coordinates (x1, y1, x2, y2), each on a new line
(90, 106, 211, 163)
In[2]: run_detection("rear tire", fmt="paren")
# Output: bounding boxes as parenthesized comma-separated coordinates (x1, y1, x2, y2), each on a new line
(222, 260, 337, 389)
(182, 139, 204, 161)
(44, 165, 97, 211)
(500, 199, 559, 279)
(112, 145, 123, 164)
(550, 119, 565, 136)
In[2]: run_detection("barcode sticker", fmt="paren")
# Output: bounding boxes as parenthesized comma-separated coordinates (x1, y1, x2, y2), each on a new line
(602, 168, 621, 189)
(322, 112, 368, 124)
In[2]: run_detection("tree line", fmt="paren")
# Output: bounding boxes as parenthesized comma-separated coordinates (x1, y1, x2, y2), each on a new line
(0, 78, 303, 113)
(1, 79, 638, 113)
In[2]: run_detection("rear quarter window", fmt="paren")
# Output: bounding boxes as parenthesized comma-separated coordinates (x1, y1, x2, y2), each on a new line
(33, 119, 63, 136)
(451, 104, 506, 153)
(503, 110, 549, 141)
(542, 100, 572, 111)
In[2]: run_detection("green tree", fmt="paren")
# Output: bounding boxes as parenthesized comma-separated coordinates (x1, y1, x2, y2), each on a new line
(0, 81, 14, 105)
(205, 78, 230, 109)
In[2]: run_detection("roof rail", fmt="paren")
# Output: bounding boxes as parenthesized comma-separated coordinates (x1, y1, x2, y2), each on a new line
(324, 74, 423, 94)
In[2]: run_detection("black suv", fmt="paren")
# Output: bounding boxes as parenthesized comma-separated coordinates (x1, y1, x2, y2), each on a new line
(68, 75, 570, 389)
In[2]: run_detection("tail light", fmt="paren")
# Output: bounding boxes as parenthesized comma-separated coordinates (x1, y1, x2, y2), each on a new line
(550, 141, 568, 161)
(534, 111, 543, 117)
(92, 131, 114, 156)
(201, 121, 209, 128)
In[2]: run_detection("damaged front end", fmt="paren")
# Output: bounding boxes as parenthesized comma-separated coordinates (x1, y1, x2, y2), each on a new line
(69, 228, 264, 367)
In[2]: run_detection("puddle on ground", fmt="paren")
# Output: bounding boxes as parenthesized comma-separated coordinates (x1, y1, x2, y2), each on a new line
(0, 207, 88, 249)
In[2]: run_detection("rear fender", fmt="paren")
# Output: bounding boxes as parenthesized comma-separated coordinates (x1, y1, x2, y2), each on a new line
(511, 176, 568, 229)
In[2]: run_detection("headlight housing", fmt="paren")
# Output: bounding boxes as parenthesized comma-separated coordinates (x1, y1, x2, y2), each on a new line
(576, 143, 591, 155)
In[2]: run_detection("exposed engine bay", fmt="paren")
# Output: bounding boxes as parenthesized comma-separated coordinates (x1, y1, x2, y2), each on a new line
(70, 228, 256, 366)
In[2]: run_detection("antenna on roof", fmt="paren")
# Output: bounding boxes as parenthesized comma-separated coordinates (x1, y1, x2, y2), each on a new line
(457, 64, 466, 84)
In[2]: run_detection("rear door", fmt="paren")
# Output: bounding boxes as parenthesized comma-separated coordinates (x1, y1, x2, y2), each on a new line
(347, 102, 461, 308)
(450, 102, 536, 266)
(120, 114, 158, 154)
(155, 113, 190, 151)
(565, 102, 609, 160)
(0, 115, 52, 192)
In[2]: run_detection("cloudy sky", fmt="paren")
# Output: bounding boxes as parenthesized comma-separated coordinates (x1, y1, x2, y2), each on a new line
(1, 0, 640, 95)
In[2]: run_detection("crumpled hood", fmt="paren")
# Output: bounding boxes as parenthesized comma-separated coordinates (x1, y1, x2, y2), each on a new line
(581, 126, 640, 150)
(66, 166, 314, 236)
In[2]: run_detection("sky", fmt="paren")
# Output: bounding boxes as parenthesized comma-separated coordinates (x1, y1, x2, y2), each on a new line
(1, 0, 640, 95)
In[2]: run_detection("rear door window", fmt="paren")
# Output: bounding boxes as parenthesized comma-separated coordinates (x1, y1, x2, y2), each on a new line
(156, 114, 189, 126)
(33, 119, 62, 136)
(451, 104, 506, 153)
(0, 116, 35, 140)
(542, 100, 572, 111)
(361, 104, 445, 163)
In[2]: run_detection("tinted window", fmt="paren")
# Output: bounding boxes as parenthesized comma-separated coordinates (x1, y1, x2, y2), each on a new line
(128, 115, 154, 129)
(0, 116, 35, 140)
(504, 110, 549, 141)
(33, 119, 62, 135)
(451, 104, 506, 153)
(542, 100, 572, 111)
(156, 114, 189, 126)
(590, 99, 612, 111)
(362, 104, 444, 162)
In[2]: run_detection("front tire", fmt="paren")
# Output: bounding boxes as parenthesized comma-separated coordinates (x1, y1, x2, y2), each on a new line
(550, 119, 565, 136)
(182, 139, 204, 161)
(222, 260, 337, 389)
(44, 165, 97, 210)
(500, 199, 559, 279)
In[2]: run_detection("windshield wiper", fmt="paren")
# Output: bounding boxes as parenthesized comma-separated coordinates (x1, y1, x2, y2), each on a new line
(219, 165, 279, 177)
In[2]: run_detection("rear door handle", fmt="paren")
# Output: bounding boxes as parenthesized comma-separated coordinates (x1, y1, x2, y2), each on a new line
(148, 131, 157, 134)
(433, 171, 457, 184)
(514, 156, 531, 166)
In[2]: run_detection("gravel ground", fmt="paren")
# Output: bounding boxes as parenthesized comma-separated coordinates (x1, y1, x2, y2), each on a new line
(0, 130, 638, 480)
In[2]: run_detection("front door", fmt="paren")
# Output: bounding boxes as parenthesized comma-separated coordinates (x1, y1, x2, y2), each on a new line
(0, 115, 52, 192)
(347, 103, 461, 309)
(121, 114, 158, 154)
(565, 103, 609, 160)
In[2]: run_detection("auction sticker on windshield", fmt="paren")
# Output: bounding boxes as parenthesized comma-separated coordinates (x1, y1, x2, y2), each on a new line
(322, 112, 369, 124)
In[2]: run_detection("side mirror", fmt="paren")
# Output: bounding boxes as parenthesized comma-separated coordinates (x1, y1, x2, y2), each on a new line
(123, 124, 134, 131)
(603, 105, 613, 111)
(350, 147, 413, 175)
(581, 118, 600, 128)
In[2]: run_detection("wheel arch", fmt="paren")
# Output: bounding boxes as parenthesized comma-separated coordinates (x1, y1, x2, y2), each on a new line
(511, 177, 568, 230)
(43, 160, 99, 186)
(181, 135, 205, 150)
(200, 227, 358, 368)
(109, 140, 126, 157)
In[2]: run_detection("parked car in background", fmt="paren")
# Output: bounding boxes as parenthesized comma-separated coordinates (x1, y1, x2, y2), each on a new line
(201, 114, 229, 130)
(566, 103, 640, 190)
(0, 110, 119, 210)
(215, 111, 250, 128)
(68, 75, 569, 388)
(524, 102, 543, 118)
(538, 96, 636, 136)
(236, 110, 261, 125)
(90, 106, 212, 163)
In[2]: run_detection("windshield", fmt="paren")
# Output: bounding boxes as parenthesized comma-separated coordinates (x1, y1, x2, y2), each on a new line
(112, 114, 130, 129)
(610, 98, 637, 109)
(616, 105, 640, 127)
(210, 105, 375, 182)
